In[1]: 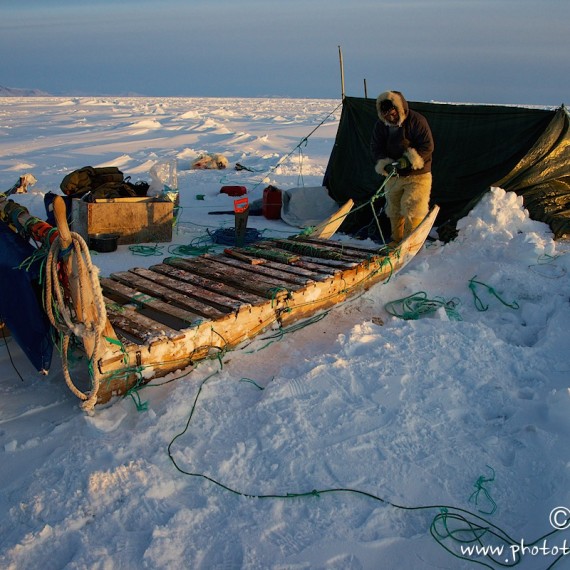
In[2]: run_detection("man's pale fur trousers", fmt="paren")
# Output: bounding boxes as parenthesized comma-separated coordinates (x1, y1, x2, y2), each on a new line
(384, 173, 432, 223)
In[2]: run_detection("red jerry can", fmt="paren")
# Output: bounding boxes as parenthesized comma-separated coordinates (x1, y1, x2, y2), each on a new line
(262, 185, 282, 220)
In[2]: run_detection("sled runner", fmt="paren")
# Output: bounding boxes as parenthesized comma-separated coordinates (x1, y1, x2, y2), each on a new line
(0, 192, 438, 410)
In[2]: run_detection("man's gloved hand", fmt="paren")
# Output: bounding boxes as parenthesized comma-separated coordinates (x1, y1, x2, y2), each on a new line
(396, 156, 411, 170)
(375, 158, 394, 176)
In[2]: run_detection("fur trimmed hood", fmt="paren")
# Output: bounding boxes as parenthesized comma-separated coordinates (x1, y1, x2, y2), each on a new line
(376, 91, 409, 126)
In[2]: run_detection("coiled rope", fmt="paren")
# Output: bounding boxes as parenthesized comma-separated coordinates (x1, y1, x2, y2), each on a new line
(45, 232, 107, 411)
(385, 291, 462, 321)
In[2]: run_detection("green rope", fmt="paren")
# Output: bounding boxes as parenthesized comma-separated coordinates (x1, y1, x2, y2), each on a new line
(166, 373, 567, 570)
(529, 253, 567, 279)
(468, 276, 519, 312)
(469, 466, 497, 516)
(243, 311, 329, 354)
(297, 143, 305, 187)
(17, 244, 49, 284)
(268, 286, 292, 308)
(100, 335, 149, 410)
(302, 169, 396, 242)
(167, 243, 213, 257)
(385, 291, 462, 321)
(125, 381, 149, 412)
(238, 377, 268, 390)
(250, 101, 343, 193)
(128, 244, 165, 256)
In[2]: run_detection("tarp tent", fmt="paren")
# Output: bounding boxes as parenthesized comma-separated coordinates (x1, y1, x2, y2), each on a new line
(323, 96, 570, 239)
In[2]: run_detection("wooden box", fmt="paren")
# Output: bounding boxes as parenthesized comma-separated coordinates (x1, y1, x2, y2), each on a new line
(72, 197, 174, 245)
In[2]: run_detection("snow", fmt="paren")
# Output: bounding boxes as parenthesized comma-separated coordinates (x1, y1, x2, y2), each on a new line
(1, 97, 570, 570)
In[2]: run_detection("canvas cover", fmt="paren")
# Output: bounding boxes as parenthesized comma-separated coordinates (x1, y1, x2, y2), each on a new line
(280, 186, 340, 228)
(323, 96, 570, 239)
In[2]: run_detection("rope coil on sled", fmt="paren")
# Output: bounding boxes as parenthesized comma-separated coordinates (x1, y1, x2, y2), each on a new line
(45, 231, 107, 411)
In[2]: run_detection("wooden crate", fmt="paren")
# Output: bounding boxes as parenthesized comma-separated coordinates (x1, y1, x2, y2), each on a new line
(72, 197, 174, 245)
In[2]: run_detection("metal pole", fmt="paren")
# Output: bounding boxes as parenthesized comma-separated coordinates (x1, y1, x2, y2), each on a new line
(338, 46, 345, 100)
(364, 78, 368, 98)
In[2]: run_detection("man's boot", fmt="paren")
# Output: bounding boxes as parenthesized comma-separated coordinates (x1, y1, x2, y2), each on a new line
(389, 216, 405, 245)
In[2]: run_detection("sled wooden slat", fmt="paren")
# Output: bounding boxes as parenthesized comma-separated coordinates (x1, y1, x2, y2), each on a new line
(246, 242, 343, 275)
(100, 277, 202, 328)
(279, 237, 366, 262)
(104, 297, 182, 343)
(292, 235, 386, 256)
(152, 262, 266, 306)
(254, 241, 352, 269)
(110, 270, 228, 320)
(206, 253, 313, 286)
(198, 255, 307, 290)
(129, 267, 244, 313)
(163, 256, 297, 300)
(228, 247, 332, 280)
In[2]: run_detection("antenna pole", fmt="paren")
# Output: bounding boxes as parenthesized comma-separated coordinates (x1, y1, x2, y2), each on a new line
(364, 78, 368, 98)
(338, 46, 345, 100)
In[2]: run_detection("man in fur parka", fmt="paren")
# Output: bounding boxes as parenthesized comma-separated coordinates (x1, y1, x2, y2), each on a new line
(370, 90, 434, 243)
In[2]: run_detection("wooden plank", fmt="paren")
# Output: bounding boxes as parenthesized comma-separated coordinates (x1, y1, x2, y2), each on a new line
(247, 242, 342, 275)
(259, 240, 355, 269)
(283, 237, 367, 262)
(229, 247, 332, 280)
(310, 198, 354, 239)
(104, 297, 182, 343)
(292, 235, 385, 256)
(166, 256, 299, 300)
(223, 248, 266, 265)
(129, 267, 244, 313)
(205, 253, 312, 287)
(100, 277, 201, 327)
(151, 262, 267, 306)
(110, 271, 228, 320)
(201, 255, 307, 289)
(238, 246, 300, 264)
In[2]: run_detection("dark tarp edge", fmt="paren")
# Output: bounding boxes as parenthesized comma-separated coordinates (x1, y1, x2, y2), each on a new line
(497, 106, 570, 239)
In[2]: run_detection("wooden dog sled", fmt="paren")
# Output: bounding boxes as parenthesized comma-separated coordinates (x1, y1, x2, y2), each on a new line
(1, 193, 438, 410)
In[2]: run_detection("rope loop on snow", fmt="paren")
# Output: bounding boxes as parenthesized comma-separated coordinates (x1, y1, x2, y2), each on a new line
(165, 372, 568, 570)
(468, 276, 519, 312)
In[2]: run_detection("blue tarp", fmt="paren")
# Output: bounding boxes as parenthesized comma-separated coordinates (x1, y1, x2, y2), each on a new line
(0, 222, 53, 372)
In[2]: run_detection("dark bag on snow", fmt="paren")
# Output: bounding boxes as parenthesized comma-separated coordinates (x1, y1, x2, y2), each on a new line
(60, 166, 125, 197)
(60, 166, 150, 200)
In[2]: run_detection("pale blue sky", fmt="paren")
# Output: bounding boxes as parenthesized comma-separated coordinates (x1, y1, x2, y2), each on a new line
(2, 0, 569, 105)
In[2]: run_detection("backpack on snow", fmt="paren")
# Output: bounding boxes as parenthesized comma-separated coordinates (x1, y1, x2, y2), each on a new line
(59, 166, 149, 199)
(60, 166, 125, 197)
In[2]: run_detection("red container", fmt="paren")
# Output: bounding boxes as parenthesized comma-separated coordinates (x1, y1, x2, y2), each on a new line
(262, 186, 282, 219)
(220, 185, 247, 197)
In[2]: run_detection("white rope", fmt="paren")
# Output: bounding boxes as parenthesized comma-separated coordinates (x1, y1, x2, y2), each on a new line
(45, 232, 108, 412)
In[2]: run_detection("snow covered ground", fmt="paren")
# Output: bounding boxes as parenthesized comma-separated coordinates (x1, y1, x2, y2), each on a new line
(1, 97, 569, 569)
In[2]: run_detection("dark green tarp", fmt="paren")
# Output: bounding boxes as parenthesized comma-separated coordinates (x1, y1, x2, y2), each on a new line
(323, 96, 570, 239)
